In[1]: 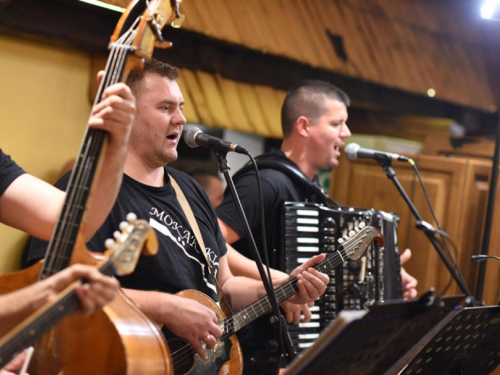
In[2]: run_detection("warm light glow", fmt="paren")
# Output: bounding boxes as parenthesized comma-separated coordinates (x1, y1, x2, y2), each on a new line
(427, 88, 436, 98)
(481, 0, 500, 19)
(79, 0, 124, 13)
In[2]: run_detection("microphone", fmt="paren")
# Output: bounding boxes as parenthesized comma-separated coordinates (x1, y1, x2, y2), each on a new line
(183, 127, 249, 155)
(344, 143, 409, 162)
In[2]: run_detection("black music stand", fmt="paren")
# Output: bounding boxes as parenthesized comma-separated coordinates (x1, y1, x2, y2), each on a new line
(399, 305, 500, 375)
(285, 294, 464, 375)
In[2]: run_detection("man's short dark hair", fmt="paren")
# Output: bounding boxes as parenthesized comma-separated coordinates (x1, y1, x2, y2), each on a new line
(281, 80, 350, 138)
(126, 59, 179, 94)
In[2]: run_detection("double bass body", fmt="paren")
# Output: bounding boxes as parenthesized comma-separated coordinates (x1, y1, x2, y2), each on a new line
(0, 240, 172, 375)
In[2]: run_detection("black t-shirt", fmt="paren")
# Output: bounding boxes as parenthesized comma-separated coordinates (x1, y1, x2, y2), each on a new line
(0, 148, 26, 198)
(28, 166, 227, 303)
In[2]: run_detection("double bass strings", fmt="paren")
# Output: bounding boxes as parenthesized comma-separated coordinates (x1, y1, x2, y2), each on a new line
(41, 20, 139, 277)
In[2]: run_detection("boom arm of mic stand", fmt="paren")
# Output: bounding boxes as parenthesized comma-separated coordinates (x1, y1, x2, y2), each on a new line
(377, 159, 477, 306)
(213, 150, 297, 363)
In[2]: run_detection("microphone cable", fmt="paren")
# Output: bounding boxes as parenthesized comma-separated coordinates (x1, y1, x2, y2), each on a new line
(410, 161, 464, 297)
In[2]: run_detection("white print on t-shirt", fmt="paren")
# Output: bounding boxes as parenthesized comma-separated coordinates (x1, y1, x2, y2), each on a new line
(149, 207, 218, 294)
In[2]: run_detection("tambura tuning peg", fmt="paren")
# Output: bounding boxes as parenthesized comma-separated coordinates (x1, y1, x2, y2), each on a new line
(105, 238, 115, 249)
(119, 221, 129, 231)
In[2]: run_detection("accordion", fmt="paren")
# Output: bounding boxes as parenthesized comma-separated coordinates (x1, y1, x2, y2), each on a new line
(278, 202, 402, 352)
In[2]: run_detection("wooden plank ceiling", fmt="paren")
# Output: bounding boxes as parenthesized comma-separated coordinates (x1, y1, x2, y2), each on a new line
(187, 0, 499, 112)
(184, 0, 499, 111)
(178, 69, 285, 137)
(100, 0, 500, 138)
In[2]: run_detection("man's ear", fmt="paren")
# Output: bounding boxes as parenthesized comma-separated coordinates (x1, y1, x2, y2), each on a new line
(296, 116, 310, 138)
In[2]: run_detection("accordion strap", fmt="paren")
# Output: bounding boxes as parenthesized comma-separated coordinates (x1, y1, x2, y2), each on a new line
(233, 153, 339, 207)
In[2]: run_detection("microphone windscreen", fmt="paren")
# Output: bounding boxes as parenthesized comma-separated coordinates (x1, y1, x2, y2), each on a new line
(183, 127, 202, 148)
(344, 143, 360, 161)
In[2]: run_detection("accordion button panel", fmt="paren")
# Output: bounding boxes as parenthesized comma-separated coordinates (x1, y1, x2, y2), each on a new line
(281, 202, 402, 354)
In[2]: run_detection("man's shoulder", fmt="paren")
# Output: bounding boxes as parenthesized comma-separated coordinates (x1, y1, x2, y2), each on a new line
(259, 167, 295, 185)
(165, 166, 198, 188)
(165, 166, 211, 207)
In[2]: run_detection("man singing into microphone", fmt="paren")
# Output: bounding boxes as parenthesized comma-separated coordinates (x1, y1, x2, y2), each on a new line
(27, 61, 330, 368)
(216, 80, 418, 374)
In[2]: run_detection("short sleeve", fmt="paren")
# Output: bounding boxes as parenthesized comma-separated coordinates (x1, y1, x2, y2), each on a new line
(0, 149, 26, 198)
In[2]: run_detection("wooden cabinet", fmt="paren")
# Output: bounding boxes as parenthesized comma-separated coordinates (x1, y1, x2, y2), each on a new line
(330, 154, 500, 305)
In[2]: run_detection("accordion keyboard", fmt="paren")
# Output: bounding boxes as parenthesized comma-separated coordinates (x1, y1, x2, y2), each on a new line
(281, 202, 401, 352)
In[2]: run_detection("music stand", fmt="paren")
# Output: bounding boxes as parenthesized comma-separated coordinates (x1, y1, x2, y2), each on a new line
(285, 294, 464, 375)
(399, 305, 500, 375)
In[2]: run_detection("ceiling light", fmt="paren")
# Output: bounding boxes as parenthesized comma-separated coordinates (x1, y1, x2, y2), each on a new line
(481, 0, 500, 19)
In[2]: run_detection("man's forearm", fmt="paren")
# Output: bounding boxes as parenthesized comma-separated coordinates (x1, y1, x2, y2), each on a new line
(221, 276, 269, 312)
(121, 288, 177, 324)
(0, 283, 55, 337)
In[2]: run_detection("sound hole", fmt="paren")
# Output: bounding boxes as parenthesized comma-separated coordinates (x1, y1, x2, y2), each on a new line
(169, 338, 194, 375)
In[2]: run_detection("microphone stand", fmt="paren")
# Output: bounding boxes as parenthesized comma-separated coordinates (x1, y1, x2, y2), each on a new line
(213, 150, 297, 365)
(374, 155, 478, 307)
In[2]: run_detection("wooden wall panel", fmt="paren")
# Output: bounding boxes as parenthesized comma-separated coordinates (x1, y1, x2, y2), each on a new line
(330, 155, 469, 297)
(330, 153, 500, 306)
(457, 160, 491, 299)
(481, 168, 500, 305)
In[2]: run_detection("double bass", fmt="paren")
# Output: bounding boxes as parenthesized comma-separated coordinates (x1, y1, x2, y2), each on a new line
(0, 218, 158, 368)
(0, 0, 184, 373)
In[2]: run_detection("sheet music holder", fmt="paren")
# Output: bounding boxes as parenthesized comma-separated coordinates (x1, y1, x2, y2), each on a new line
(399, 305, 500, 375)
(285, 294, 464, 375)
